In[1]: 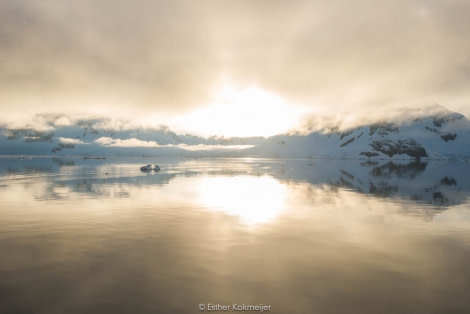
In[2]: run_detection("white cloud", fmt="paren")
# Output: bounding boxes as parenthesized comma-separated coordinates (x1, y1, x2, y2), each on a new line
(93, 136, 253, 151)
(53, 116, 73, 127)
(57, 137, 84, 145)
(176, 144, 253, 151)
(94, 137, 159, 148)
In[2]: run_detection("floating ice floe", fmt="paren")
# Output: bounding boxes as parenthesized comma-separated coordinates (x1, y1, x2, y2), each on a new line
(140, 164, 160, 172)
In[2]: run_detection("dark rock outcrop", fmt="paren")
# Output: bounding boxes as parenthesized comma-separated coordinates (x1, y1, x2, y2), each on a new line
(369, 138, 428, 160)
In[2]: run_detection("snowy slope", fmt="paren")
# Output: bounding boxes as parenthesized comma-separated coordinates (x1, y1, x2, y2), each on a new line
(238, 105, 470, 160)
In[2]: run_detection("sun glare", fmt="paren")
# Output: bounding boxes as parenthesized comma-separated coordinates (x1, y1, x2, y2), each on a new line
(196, 176, 288, 225)
(172, 85, 308, 137)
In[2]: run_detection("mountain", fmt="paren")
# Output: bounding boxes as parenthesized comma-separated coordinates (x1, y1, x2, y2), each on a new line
(1, 105, 469, 159)
(0, 116, 264, 156)
(234, 104, 470, 160)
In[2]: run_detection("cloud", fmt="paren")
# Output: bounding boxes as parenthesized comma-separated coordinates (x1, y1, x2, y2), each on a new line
(57, 137, 84, 145)
(53, 116, 73, 127)
(93, 136, 252, 151)
(176, 144, 254, 151)
(1, 0, 470, 129)
(94, 137, 159, 148)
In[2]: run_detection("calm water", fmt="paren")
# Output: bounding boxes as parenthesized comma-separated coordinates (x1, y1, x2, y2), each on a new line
(1, 157, 470, 314)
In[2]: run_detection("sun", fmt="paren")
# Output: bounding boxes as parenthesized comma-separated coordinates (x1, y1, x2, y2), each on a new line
(172, 84, 308, 137)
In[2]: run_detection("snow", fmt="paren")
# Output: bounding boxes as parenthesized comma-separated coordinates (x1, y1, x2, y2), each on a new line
(1, 105, 469, 159)
(237, 107, 470, 160)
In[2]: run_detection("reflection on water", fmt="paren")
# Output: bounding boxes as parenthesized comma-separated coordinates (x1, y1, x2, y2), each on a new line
(1, 157, 470, 313)
(195, 176, 287, 224)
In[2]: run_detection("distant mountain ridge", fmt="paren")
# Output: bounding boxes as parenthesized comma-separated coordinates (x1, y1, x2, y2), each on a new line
(236, 104, 470, 160)
(0, 116, 265, 156)
(1, 105, 469, 159)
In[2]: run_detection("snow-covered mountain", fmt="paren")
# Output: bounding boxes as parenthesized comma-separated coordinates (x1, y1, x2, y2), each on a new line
(235, 105, 470, 160)
(0, 117, 265, 156)
(1, 105, 469, 159)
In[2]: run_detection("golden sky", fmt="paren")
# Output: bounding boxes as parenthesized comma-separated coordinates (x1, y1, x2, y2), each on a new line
(1, 0, 470, 136)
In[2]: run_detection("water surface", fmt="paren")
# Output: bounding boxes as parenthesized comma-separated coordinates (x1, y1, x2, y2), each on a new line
(1, 157, 470, 313)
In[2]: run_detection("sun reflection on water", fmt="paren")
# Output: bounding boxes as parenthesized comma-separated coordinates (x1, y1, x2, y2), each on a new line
(195, 175, 288, 225)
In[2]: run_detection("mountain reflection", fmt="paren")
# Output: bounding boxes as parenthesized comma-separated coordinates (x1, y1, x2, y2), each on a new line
(0, 157, 468, 209)
(369, 161, 427, 179)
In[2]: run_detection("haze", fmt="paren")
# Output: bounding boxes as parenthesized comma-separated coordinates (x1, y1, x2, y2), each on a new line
(1, 0, 470, 136)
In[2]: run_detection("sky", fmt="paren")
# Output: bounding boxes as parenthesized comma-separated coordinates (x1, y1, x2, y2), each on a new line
(1, 0, 470, 136)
